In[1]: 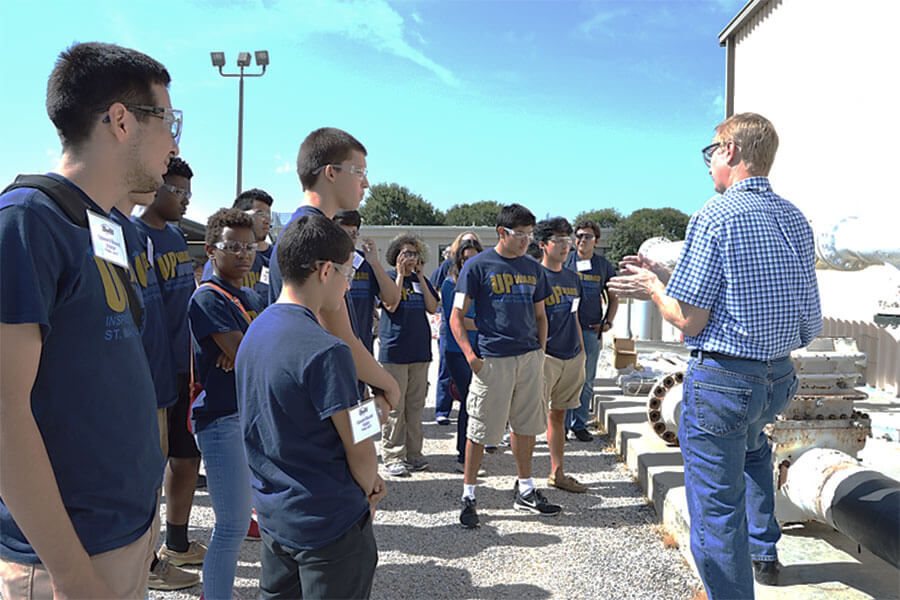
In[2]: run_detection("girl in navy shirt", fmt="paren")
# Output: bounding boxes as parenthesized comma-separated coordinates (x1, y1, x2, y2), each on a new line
(189, 209, 264, 600)
(378, 235, 439, 477)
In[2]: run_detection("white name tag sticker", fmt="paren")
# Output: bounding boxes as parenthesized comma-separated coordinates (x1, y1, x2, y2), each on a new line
(350, 399, 380, 444)
(571, 297, 581, 313)
(260, 266, 270, 285)
(146, 236, 154, 263)
(453, 292, 466, 310)
(576, 259, 591, 272)
(411, 282, 423, 295)
(352, 252, 365, 269)
(87, 210, 128, 268)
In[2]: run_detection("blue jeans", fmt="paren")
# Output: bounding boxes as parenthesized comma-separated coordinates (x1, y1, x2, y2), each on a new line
(567, 329, 600, 432)
(195, 413, 252, 600)
(435, 335, 453, 419)
(679, 353, 798, 600)
(444, 351, 472, 463)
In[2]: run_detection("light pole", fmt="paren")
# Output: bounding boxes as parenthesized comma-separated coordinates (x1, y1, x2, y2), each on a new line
(210, 50, 269, 197)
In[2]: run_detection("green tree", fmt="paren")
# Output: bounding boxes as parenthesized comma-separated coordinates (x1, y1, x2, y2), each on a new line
(359, 183, 443, 225)
(573, 208, 623, 228)
(608, 207, 690, 264)
(443, 201, 504, 226)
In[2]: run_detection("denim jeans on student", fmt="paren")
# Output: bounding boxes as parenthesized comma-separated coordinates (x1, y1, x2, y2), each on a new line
(567, 329, 600, 432)
(679, 353, 798, 600)
(195, 412, 252, 600)
(435, 335, 453, 419)
(444, 350, 472, 463)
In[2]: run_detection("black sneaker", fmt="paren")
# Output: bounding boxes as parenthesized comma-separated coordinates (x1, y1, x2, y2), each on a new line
(195, 474, 207, 489)
(752, 560, 781, 585)
(572, 429, 594, 442)
(514, 486, 562, 516)
(459, 497, 479, 529)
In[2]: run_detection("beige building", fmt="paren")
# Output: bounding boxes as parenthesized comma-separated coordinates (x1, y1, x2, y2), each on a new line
(718, 0, 900, 394)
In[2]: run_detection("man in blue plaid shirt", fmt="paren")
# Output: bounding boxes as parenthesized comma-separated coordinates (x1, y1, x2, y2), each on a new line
(609, 112, 821, 600)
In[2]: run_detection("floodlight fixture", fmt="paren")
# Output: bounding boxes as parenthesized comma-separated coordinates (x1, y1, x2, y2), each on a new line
(210, 51, 226, 67)
(254, 50, 269, 67)
(237, 52, 252, 67)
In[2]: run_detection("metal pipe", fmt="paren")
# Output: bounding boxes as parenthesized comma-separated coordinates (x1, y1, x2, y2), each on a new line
(781, 448, 900, 568)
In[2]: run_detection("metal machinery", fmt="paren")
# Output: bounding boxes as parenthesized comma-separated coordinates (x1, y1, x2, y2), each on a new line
(621, 229, 900, 568)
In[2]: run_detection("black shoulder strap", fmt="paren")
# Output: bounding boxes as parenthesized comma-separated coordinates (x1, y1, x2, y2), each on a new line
(3, 174, 144, 329)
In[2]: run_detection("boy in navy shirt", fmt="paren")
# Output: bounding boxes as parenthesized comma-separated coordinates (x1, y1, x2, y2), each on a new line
(535, 218, 589, 494)
(451, 203, 561, 529)
(268, 128, 399, 422)
(564, 219, 618, 441)
(1, 42, 175, 599)
(134, 158, 208, 585)
(238, 214, 385, 599)
(333, 209, 400, 354)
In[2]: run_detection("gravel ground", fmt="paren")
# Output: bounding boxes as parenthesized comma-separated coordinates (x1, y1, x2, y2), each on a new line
(150, 343, 701, 600)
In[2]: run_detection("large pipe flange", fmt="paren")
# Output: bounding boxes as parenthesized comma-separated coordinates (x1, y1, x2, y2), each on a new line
(646, 371, 684, 446)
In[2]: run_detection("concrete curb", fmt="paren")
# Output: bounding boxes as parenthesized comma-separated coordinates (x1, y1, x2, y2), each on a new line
(595, 378, 900, 600)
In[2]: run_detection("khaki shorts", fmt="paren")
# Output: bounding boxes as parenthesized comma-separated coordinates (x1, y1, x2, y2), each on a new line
(0, 511, 159, 600)
(466, 349, 547, 445)
(543, 352, 586, 411)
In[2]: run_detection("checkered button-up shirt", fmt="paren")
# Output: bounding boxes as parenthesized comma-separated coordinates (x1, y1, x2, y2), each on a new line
(666, 177, 822, 360)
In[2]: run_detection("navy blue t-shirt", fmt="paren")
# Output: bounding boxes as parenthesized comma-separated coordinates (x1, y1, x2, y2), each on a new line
(455, 248, 551, 358)
(259, 245, 273, 261)
(237, 303, 368, 551)
(202, 252, 270, 306)
(0, 176, 163, 562)
(565, 250, 616, 330)
(429, 257, 453, 291)
(268, 204, 326, 304)
(441, 275, 477, 354)
(378, 271, 437, 364)
(347, 249, 380, 353)
(189, 275, 263, 432)
(133, 218, 195, 374)
(542, 265, 583, 360)
(112, 208, 177, 409)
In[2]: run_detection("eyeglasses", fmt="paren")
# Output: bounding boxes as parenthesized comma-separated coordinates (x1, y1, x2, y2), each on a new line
(161, 183, 192, 201)
(575, 232, 596, 241)
(399, 250, 419, 258)
(502, 226, 534, 241)
(123, 104, 183, 144)
(701, 140, 739, 167)
(302, 260, 356, 280)
(548, 235, 573, 245)
(311, 164, 368, 181)
(213, 241, 258, 255)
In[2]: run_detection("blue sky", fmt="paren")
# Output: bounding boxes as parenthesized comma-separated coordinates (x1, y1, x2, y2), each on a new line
(1, 0, 745, 224)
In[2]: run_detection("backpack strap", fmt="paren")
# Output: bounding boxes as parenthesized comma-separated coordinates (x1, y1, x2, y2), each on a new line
(196, 282, 253, 325)
(3, 174, 144, 329)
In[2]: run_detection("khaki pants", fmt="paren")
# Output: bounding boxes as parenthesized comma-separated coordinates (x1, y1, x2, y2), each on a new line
(380, 362, 429, 465)
(0, 511, 159, 600)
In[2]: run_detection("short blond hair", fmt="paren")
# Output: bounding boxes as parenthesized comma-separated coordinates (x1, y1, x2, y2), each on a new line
(715, 112, 779, 176)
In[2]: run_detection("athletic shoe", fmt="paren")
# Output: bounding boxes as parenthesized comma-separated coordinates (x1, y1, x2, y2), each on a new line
(406, 457, 429, 472)
(548, 473, 588, 494)
(484, 445, 499, 454)
(459, 497, 479, 529)
(752, 560, 781, 585)
(386, 462, 410, 477)
(147, 558, 200, 591)
(514, 485, 562, 516)
(246, 518, 261, 540)
(572, 429, 594, 442)
(454, 462, 487, 476)
(157, 541, 207, 566)
(195, 473, 207, 489)
(436, 415, 451, 425)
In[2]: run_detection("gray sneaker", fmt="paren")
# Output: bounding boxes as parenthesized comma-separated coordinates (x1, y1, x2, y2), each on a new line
(406, 457, 429, 472)
(386, 462, 410, 477)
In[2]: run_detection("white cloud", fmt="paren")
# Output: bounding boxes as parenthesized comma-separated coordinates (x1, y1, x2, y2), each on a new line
(274, 153, 292, 174)
(411, 11, 422, 24)
(574, 8, 628, 39)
